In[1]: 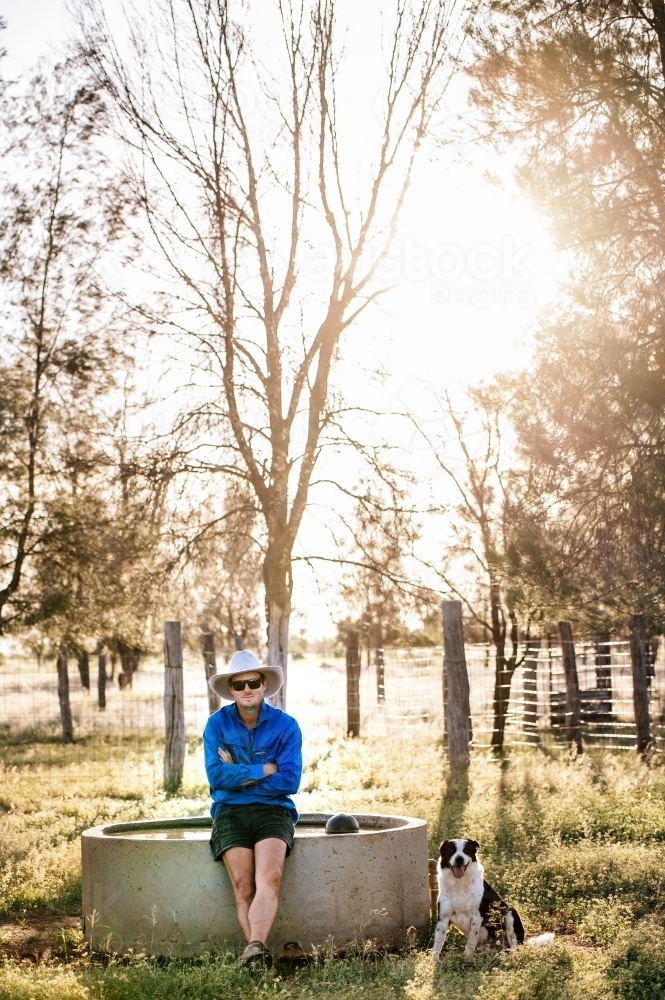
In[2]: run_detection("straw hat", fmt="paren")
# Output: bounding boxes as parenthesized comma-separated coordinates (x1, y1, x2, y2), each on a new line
(208, 650, 284, 702)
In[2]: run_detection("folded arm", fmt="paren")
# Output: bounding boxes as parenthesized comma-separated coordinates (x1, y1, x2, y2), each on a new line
(203, 728, 264, 789)
(258, 722, 302, 797)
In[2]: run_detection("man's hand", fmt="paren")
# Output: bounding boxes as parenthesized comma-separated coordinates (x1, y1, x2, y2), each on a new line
(262, 762, 278, 777)
(218, 747, 233, 764)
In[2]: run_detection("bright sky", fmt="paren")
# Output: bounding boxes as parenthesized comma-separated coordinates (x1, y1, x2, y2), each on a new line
(1, 0, 561, 640)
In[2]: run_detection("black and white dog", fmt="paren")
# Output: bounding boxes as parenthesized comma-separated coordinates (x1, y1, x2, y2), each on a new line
(432, 838, 526, 961)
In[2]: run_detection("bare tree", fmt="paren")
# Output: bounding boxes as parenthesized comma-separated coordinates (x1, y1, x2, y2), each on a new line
(416, 389, 541, 752)
(337, 474, 421, 649)
(184, 479, 263, 651)
(76, 0, 465, 704)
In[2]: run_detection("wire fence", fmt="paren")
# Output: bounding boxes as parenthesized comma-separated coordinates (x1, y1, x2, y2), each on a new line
(2, 639, 665, 765)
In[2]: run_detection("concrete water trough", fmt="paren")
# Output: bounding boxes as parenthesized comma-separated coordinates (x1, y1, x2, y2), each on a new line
(81, 812, 429, 957)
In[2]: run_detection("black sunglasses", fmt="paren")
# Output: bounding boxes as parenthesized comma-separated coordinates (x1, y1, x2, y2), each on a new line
(230, 676, 264, 692)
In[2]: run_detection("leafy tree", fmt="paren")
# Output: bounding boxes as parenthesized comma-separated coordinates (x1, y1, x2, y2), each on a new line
(468, 1, 665, 635)
(0, 60, 131, 632)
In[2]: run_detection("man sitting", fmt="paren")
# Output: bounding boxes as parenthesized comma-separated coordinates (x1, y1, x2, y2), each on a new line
(203, 650, 302, 967)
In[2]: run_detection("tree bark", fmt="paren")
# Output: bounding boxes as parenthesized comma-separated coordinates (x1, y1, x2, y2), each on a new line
(96, 641, 106, 710)
(77, 650, 90, 692)
(118, 640, 138, 690)
(523, 636, 539, 738)
(201, 632, 221, 715)
(56, 643, 74, 744)
(163, 621, 186, 791)
(264, 547, 291, 711)
(442, 600, 471, 774)
(557, 621, 582, 753)
(489, 583, 517, 754)
(346, 629, 361, 738)
(629, 614, 651, 755)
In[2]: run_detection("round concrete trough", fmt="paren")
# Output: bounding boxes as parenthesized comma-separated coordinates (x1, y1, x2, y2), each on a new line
(81, 812, 428, 957)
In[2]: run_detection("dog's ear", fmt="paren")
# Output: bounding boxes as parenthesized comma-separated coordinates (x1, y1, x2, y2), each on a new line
(439, 840, 455, 862)
(465, 839, 480, 859)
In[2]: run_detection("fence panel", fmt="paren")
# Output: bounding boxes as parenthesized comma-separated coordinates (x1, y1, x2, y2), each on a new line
(2, 640, 664, 762)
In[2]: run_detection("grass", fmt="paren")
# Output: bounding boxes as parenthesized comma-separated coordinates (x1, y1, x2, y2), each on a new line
(1, 735, 665, 998)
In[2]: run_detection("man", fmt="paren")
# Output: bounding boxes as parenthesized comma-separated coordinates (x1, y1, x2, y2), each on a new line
(203, 649, 302, 967)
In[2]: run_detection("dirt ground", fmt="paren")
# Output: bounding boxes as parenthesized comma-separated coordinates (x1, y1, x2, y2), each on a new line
(0, 914, 82, 961)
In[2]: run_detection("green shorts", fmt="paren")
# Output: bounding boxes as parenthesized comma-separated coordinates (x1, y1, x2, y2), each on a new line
(210, 803, 295, 861)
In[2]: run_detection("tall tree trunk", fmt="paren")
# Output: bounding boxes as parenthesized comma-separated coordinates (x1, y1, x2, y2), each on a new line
(489, 583, 516, 754)
(77, 650, 90, 692)
(96, 641, 106, 710)
(264, 546, 291, 710)
(629, 613, 651, 755)
(558, 621, 582, 753)
(118, 640, 137, 690)
(201, 632, 220, 715)
(491, 655, 516, 753)
(56, 643, 74, 744)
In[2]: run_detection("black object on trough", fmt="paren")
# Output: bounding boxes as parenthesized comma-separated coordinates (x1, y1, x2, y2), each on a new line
(325, 813, 360, 834)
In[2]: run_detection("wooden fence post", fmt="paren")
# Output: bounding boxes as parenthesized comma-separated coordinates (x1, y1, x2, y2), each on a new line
(56, 643, 74, 744)
(523, 637, 539, 739)
(375, 625, 385, 704)
(442, 600, 471, 773)
(96, 641, 106, 710)
(346, 630, 361, 737)
(557, 621, 582, 752)
(629, 614, 651, 755)
(164, 621, 186, 791)
(428, 858, 439, 920)
(201, 632, 221, 715)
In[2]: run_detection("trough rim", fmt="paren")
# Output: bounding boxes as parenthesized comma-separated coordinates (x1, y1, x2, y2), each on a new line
(82, 812, 427, 839)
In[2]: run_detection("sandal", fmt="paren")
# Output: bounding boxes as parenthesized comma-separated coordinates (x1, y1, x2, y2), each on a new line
(239, 940, 274, 968)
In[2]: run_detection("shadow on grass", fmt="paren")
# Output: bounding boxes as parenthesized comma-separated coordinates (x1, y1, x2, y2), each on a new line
(430, 765, 470, 850)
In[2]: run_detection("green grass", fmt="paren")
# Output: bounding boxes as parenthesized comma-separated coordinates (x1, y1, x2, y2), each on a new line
(1, 737, 665, 998)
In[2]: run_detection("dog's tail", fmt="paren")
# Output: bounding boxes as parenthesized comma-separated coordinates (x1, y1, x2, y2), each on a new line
(510, 908, 525, 945)
(526, 932, 555, 948)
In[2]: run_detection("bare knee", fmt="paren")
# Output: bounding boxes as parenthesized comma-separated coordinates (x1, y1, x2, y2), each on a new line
(233, 873, 255, 905)
(258, 865, 283, 895)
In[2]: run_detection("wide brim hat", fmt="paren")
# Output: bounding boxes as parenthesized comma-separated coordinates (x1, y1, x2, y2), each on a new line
(208, 649, 284, 701)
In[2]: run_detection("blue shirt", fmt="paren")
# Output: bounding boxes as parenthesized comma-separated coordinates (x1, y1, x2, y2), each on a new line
(203, 700, 302, 822)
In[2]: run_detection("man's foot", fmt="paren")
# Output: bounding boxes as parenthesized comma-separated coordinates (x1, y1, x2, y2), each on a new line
(239, 940, 273, 968)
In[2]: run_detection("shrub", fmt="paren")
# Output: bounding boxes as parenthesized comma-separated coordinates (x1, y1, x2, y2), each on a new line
(607, 920, 665, 1000)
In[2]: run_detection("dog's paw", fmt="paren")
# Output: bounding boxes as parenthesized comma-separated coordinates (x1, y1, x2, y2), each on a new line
(463, 945, 476, 959)
(431, 951, 440, 965)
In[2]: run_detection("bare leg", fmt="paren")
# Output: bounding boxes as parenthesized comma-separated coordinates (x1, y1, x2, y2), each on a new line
(223, 846, 255, 941)
(247, 837, 287, 945)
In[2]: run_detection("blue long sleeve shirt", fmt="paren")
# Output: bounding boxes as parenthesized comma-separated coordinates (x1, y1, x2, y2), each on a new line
(203, 700, 302, 823)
